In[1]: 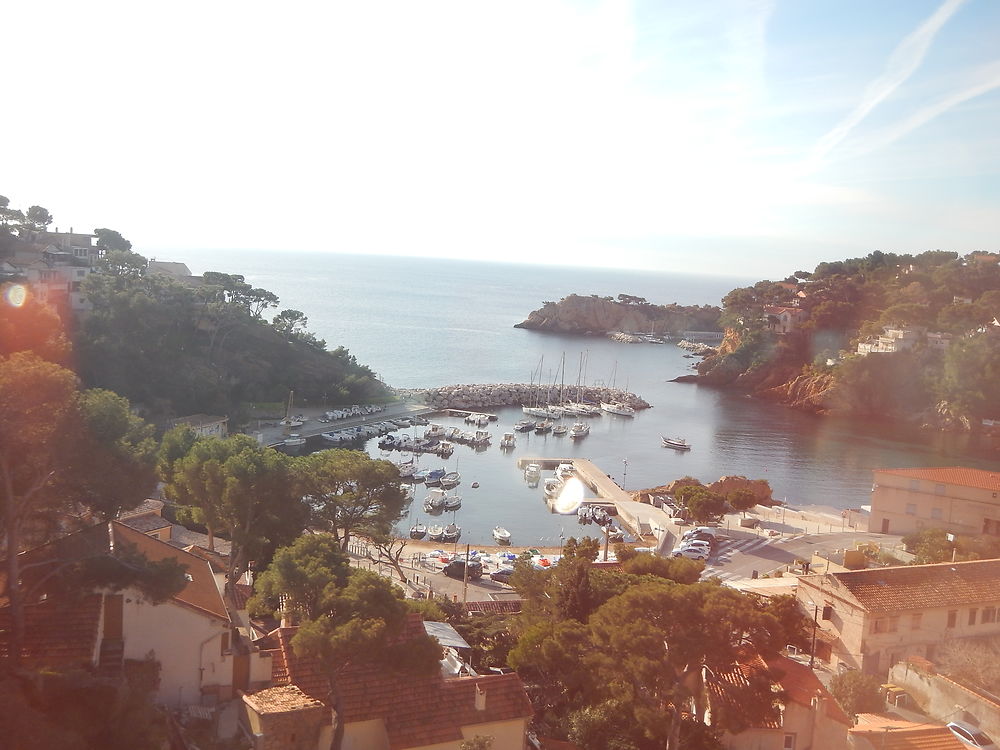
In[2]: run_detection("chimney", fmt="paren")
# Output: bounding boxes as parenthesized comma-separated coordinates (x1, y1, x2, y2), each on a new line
(474, 683, 487, 712)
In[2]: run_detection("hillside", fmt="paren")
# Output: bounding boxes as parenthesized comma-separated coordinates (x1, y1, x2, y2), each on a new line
(692, 251, 1000, 434)
(515, 293, 722, 335)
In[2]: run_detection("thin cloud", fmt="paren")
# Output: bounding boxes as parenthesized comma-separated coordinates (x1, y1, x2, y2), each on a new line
(857, 61, 1000, 155)
(806, 0, 967, 171)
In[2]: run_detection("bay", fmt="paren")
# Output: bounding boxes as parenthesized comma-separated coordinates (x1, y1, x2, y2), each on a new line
(167, 249, 995, 546)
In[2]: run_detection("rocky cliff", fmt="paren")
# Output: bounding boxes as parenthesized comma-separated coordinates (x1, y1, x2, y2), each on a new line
(515, 294, 721, 336)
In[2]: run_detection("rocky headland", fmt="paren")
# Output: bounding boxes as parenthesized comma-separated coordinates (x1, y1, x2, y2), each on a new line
(515, 293, 722, 337)
(398, 383, 649, 411)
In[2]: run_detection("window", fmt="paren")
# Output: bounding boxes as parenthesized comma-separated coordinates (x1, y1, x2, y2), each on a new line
(984, 518, 1000, 537)
(221, 631, 230, 656)
(888, 616, 899, 632)
(783, 734, 796, 750)
(934, 483, 946, 495)
(969, 609, 978, 626)
(983, 607, 996, 624)
(931, 507, 942, 520)
(872, 618, 886, 634)
(905, 504, 917, 516)
(947, 610, 957, 628)
(910, 613, 922, 630)
(909, 479, 920, 491)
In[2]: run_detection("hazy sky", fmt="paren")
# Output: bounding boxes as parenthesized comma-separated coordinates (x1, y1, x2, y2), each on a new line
(4, 0, 999, 278)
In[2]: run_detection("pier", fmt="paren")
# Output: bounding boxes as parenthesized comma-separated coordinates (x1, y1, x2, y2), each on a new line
(517, 457, 661, 539)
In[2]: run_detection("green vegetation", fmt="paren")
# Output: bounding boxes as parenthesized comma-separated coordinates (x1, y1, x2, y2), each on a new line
(828, 670, 883, 718)
(705, 250, 1000, 426)
(902, 527, 1000, 564)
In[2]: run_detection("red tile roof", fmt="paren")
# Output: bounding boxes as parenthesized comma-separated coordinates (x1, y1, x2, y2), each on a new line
(875, 467, 1000, 492)
(243, 684, 326, 715)
(259, 618, 532, 749)
(852, 715, 966, 750)
(763, 655, 851, 726)
(111, 522, 229, 622)
(706, 652, 782, 730)
(806, 559, 1000, 613)
(0, 594, 102, 667)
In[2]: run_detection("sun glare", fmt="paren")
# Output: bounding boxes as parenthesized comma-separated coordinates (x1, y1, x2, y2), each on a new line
(552, 476, 586, 515)
(4, 284, 27, 308)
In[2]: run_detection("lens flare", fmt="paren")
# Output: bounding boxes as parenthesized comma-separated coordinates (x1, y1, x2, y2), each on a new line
(553, 476, 585, 515)
(5, 284, 27, 308)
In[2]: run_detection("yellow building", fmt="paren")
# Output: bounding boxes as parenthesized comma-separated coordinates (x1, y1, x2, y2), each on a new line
(868, 467, 1000, 537)
(797, 559, 1000, 678)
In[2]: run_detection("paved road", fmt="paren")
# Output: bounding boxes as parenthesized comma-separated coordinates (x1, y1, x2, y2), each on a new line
(699, 530, 903, 582)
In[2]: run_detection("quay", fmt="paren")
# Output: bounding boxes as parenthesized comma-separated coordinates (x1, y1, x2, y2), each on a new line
(517, 457, 663, 540)
(256, 403, 436, 449)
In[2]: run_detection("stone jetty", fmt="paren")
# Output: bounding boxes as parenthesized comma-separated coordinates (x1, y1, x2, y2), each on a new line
(397, 383, 650, 411)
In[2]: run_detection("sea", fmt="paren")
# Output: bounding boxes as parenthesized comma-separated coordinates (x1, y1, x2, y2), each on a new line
(167, 249, 997, 546)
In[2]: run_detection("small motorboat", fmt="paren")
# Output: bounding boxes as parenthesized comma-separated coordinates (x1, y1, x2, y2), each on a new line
(661, 436, 692, 451)
(412, 469, 430, 483)
(492, 526, 512, 544)
(410, 521, 427, 540)
(534, 420, 553, 434)
(427, 524, 445, 542)
(555, 463, 575, 479)
(442, 523, 461, 543)
(499, 432, 516, 449)
(523, 463, 541, 479)
(282, 434, 306, 454)
(514, 419, 535, 432)
(443, 493, 462, 511)
(396, 461, 417, 478)
(424, 468, 447, 486)
(552, 424, 568, 436)
(471, 481, 480, 489)
(440, 471, 461, 489)
(569, 422, 590, 439)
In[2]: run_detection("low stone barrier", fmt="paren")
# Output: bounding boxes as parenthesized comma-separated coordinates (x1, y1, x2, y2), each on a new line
(395, 383, 649, 411)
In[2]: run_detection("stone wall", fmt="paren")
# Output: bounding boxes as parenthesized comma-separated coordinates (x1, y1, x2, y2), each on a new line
(889, 660, 1000, 738)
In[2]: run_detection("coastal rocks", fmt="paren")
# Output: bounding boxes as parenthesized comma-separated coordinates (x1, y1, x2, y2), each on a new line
(515, 294, 721, 337)
(636, 475, 775, 506)
(676, 340, 717, 356)
(407, 383, 650, 412)
(756, 372, 841, 414)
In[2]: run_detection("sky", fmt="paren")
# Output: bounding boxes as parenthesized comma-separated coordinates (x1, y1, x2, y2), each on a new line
(3, 0, 1000, 278)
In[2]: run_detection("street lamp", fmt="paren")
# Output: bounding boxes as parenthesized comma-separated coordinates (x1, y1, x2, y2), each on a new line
(622, 458, 629, 491)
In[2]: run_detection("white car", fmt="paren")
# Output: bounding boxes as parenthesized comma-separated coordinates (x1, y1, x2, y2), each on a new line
(680, 539, 711, 552)
(948, 722, 999, 750)
(672, 546, 708, 561)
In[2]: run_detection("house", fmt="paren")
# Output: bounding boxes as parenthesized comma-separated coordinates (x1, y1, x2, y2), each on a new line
(165, 413, 229, 439)
(867, 466, 1000, 536)
(148, 260, 193, 278)
(796, 559, 1000, 677)
(763, 306, 808, 334)
(708, 652, 851, 750)
(856, 326, 923, 355)
(2, 521, 272, 708)
(244, 615, 534, 750)
(849, 714, 965, 750)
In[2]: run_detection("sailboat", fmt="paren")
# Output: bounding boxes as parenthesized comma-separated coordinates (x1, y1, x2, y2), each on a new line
(409, 519, 427, 539)
(523, 355, 561, 418)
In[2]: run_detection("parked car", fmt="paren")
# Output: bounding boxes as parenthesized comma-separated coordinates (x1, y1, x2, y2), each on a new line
(680, 539, 711, 552)
(489, 568, 515, 585)
(684, 526, 719, 538)
(443, 559, 483, 580)
(671, 546, 708, 561)
(947, 722, 999, 750)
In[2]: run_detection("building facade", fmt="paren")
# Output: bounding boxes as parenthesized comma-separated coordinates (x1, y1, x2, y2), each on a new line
(867, 467, 1000, 536)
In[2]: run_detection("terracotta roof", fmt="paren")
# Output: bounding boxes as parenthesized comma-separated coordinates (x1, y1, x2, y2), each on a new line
(706, 652, 782, 730)
(229, 582, 254, 610)
(464, 600, 523, 615)
(243, 685, 326, 715)
(0, 594, 102, 667)
(111, 522, 229, 622)
(852, 715, 966, 750)
(805, 559, 1000, 613)
(339, 668, 532, 749)
(183, 544, 231, 574)
(260, 627, 333, 705)
(875, 467, 1000, 493)
(264, 620, 532, 749)
(763, 655, 851, 726)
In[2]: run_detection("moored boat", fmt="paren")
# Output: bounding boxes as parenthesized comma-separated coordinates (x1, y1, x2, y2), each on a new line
(443, 493, 462, 511)
(552, 424, 568, 436)
(410, 521, 427, 540)
(661, 436, 692, 451)
(424, 468, 447, 486)
(601, 401, 635, 417)
(442, 522, 461, 543)
(427, 524, 445, 542)
(543, 477, 564, 499)
(569, 421, 590, 439)
(440, 471, 461, 489)
(499, 432, 516, 449)
(514, 419, 535, 432)
(492, 526, 512, 544)
(534, 420, 553, 434)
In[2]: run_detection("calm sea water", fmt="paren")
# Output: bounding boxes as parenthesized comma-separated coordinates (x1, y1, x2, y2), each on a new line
(168, 250, 994, 545)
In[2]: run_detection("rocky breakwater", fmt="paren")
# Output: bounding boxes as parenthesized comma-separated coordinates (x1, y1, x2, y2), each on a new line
(515, 294, 721, 337)
(408, 383, 650, 411)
